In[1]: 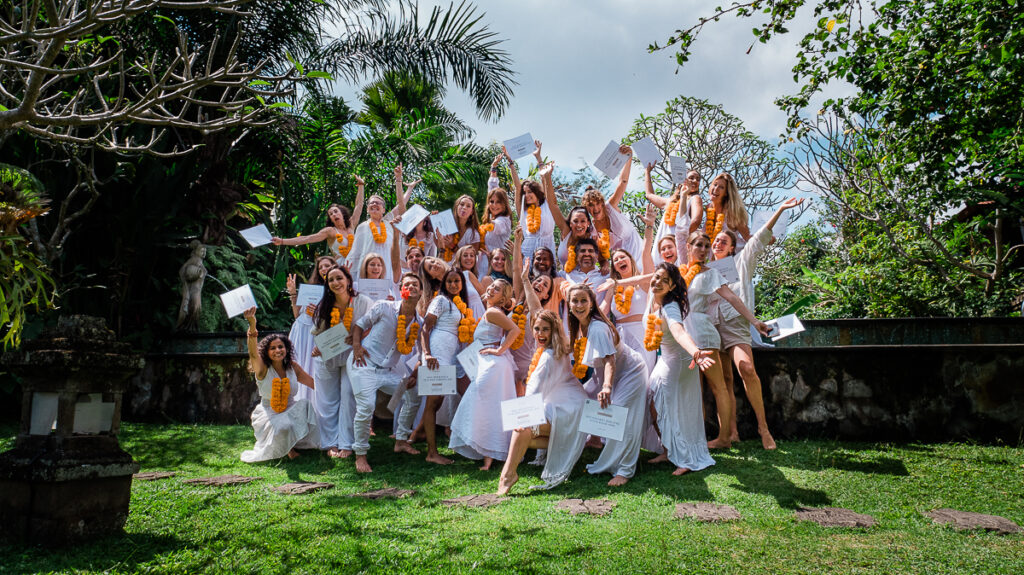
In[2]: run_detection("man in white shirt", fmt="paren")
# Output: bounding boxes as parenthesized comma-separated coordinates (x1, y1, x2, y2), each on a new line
(560, 238, 609, 294)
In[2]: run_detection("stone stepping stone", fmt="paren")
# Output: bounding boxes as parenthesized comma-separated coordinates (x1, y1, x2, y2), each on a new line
(183, 475, 262, 487)
(273, 482, 334, 495)
(133, 471, 177, 481)
(795, 507, 876, 528)
(926, 508, 1022, 535)
(674, 502, 742, 522)
(351, 487, 415, 500)
(441, 494, 506, 508)
(555, 498, 616, 516)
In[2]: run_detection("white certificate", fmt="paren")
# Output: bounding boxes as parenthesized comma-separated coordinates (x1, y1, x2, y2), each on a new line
(669, 156, 689, 185)
(239, 224, 273, 248)
(357, 278, 393, 301)
(500, 394, 546, 431)
(631, 137, 662, 169)
(313, 322, 350, 361)
(578, 399, 628, 442)
(219, 284, 257, 318)
(456, 340, 484, 381)
(707, 256, 740, 284)
(429, 209, 459, 237)
(593, 140, 630, 180)
(766, 314, 805, 341)
(417, 365, 457, 396)
(296, 283, 322, 308)
(503, 132, 535, 160)
(394, 204, 431, 236)
(751, 209, 789, 240)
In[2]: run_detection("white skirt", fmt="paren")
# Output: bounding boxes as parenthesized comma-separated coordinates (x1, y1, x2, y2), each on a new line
(241, 399, 319, 463)
(649, 352, 715, 472)
(448, 350, 517, 461)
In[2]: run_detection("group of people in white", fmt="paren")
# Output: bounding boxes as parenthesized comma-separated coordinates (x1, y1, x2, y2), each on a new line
(240, 140, 804, 493)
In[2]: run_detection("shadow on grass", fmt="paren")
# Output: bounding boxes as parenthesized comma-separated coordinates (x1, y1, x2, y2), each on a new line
(121, 424, 252, 470)
(0, 533, 185, 575)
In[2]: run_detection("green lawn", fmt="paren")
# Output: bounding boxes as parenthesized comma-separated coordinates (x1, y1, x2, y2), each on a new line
(1, 424, 1022, 574)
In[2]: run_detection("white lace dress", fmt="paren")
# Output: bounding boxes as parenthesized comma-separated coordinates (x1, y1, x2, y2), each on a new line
(241, 366, 320, 463)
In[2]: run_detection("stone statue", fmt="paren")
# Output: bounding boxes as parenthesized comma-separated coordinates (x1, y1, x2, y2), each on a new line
(176, 240, 207, 332)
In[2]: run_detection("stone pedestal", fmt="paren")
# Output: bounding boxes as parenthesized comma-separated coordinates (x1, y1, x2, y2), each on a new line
(0, 316, 143, 545)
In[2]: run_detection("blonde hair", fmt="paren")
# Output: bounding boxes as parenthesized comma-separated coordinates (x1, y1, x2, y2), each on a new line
(453, 244, 478, 273)
(359, 252, 386, 279)
(581, 186, 605, 207)
(711, 173, 748, 231)
(534, 310, 568, 359)
(489, 278, 513, 309)
(609, 249, 638, 280)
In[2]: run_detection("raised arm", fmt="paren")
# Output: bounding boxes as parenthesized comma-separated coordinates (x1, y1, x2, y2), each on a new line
(286, 274, 300, 318)
(641, 209, 656, 274)
(539, 162, 569, 236)
(644, 163, 670, 209)
(506, 146, 524, 215)
(390, 222, 402, 279)
(687, 193, 703, 235)
(512, 227, 525, 301)
(243, 307, 267, 380)
(351, 175, 365, 228)
(608, 145, 633, 208)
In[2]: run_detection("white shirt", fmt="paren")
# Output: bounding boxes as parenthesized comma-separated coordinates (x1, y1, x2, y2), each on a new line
(354, 300, 422, 369)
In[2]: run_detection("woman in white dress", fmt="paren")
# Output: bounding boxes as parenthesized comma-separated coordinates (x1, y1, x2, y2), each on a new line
(271, 176, 365, 261)
(419, 268, 474, 465)
(565, 284, 649, 487)
(453, 244, 486, 318)
(645, 163, 703, 266)
(679, 231, 770, 449)
(508, 143, 558, 261)
(645, 263, 717, 475)
(600, 240, 656, 371)
(581, 145, 644, 258)
(285, 256, 335, 406)
(496, 310, 588, 494)
(357, 252, 398, 301)
(480, 187, 513, 255)
(311, 265, 373, 458)
(441, 195, 483, 269)
(711, 197, 804, 449)
(704, 172, 750, 251)
(346, 194, 402, 281)
(240, 307, 319, 462)
(448, 279, 521, 470)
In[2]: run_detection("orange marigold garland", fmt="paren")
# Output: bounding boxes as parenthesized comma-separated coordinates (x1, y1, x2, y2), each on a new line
(270, 377, 290, 413)
(526, 205, 542, 233)
(572, 337, 589, 379)
(408, 237, 425, 250)
(525, 345, 545, 382)
(704, 208, 725, 238)
(396, 315, 419, 355)
(329, 306, 353, 329)
(335, 233, 355, 257)
(564, 245, 577, 272)
(443, 229, 464, 262)
(598, 229, 611, 260)
(681, 263, 704, 288)
(369, 221, 387, 244)
(614, 285, 635, 315)
(478, 223, 494, 250)
(510, 304, 527, 350)
(453, 296, 477, 343)
(644, 313, 663, 351)
(664, 197, 681, 227)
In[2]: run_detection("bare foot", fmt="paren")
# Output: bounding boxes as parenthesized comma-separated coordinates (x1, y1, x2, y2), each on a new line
(729, 431, 740, 443)
(338, 449, 353, 458)
(759, 428, 777, 450)
(648, 453, 669, 464)
(287, 449, 300, 460)
(410, 430, 425, 443)
(672, 467, 691, 476)
(607, 475, 629, 486)
(585, 436, 604, 449)
(394, 441, 421, 455)
(496, 472, 518, 495)
(327, 447, 344, 459)
(354, 455, 372, 473)
(425, 452, 454, 465)
(707, 438, 732, 449)
(479, 457, 493, 471)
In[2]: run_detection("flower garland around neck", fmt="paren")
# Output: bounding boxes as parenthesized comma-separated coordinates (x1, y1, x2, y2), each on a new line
(644, 312, 663, 351)
(369, 220, 387, 244)
(681, 263, 704, 288)
(270, 377, 290, 413)
(664, 197, 681, 227)
(335, 232, 355, 257)
(526, 204, 541, 233)
(443, 228, 464, 262)
(510, 304, 527, 350)
(598, 229, 611, 260)
(330, 305, 353, 330)
(704, 207, 725, 238)
(453, 296, 477, 343)
(564, 245, 577, 273)
(478, 222, 494, 250)
(408, 237, 426, 250)
(614, 285, 635, 315)
(525, 345, 545, 382)
(396, 313, 419, 355)
(572, 336, 589, 379)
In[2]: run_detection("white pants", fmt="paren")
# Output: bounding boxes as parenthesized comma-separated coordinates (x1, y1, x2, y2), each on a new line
(314, 357, 355, 451)
(346, 356, 394, 455)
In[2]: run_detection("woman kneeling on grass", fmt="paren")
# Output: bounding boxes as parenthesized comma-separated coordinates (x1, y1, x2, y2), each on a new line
(241, 307, 319, 463)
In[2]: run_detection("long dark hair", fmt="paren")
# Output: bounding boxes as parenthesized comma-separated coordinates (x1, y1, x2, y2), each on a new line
(566, 284, 619, 348)
(325, 203, 352, 230)
(255, 334, 294, 372)
(520, 180, 546, 208)
(439, 268, 470, 306)
(657, 262, 690, 319)
(566, 207, 593, 242)
(315, 266, 355, 329)
(307, 256, 336, 285)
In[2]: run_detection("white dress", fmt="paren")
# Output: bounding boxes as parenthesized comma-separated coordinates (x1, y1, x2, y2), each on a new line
(526, 348, 588, 489)
(287, 306, 317, 403)
(649, 301, 715, 472)
(520, 200, 557, 261)
(346, 219, 398, 282)
(508, 308, 536, 382)
(652, 196, 694, 266)
(580, 321, 649, 479)
(448, 317, 517, 461)
(609, 284, 656, 372)
(482, 215, 512, 252)
(683, 267, 728, 350)
(426, 295, 464, 426)
(241, 366, 320, 463)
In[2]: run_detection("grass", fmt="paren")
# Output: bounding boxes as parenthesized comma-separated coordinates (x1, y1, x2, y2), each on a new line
(1, 423, 1022, 574)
